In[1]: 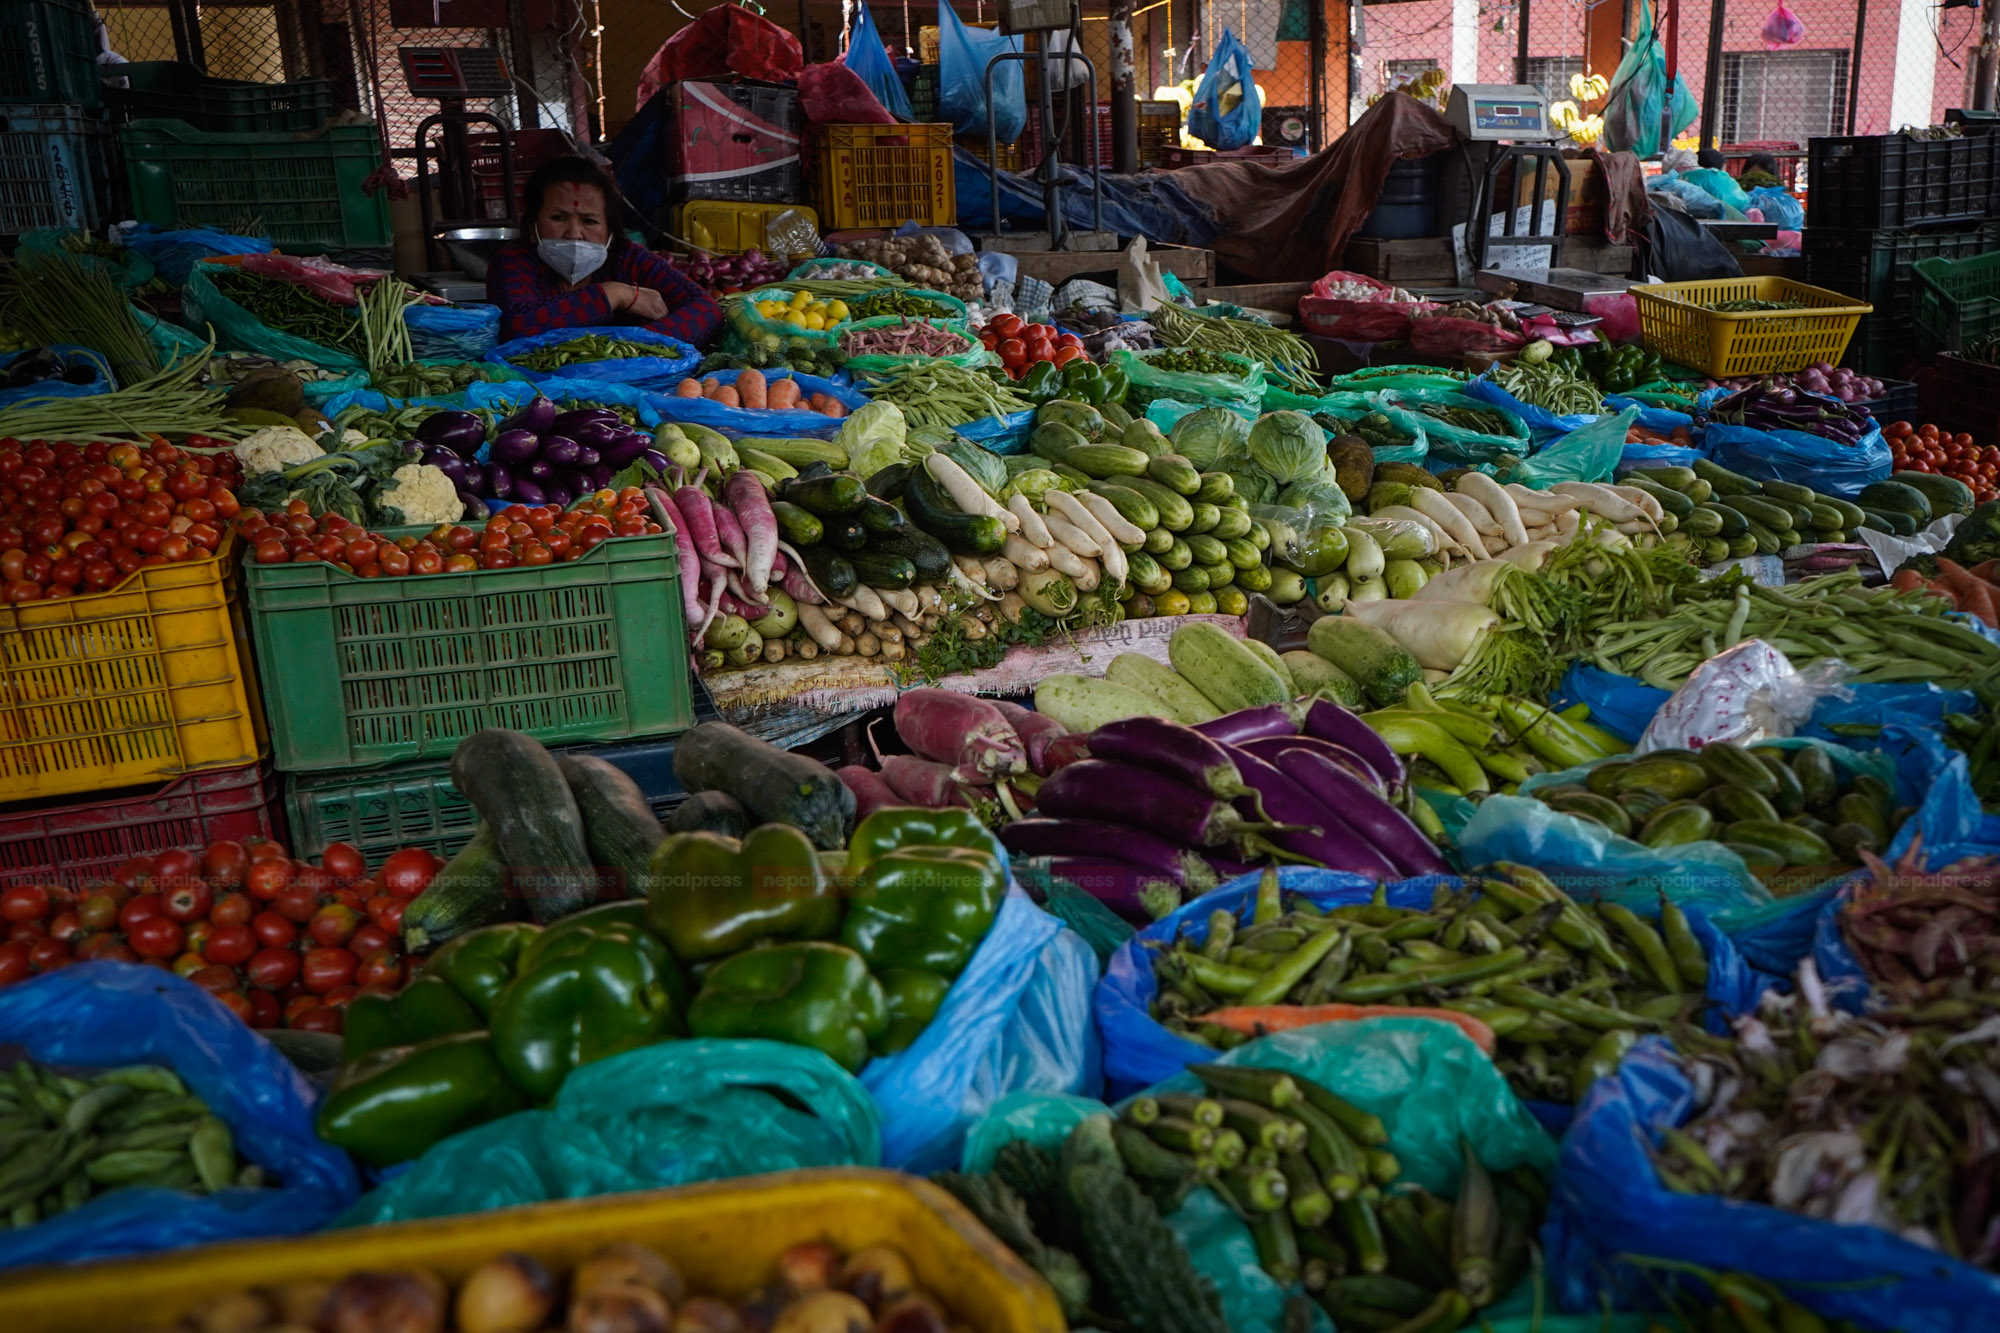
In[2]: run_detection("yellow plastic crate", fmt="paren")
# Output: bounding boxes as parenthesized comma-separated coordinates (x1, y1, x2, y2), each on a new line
(0, 1169, 1066, 1333)
(674, 199, 819, 257)
(1630, 275, 1872, 378)
(817, 122, 957, 230)
(0, 532, 262, 803)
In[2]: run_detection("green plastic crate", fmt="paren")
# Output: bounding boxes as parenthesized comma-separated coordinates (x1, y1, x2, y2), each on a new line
(0, 0, 100, 107)
(105, 63, 333, 133)
(121, 118, 391, 254)
(1914, 250, 2000, 353)
(245, 529, 692, 774)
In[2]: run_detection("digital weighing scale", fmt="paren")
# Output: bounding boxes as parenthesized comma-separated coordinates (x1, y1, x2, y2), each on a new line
(401, 46, 521, 276)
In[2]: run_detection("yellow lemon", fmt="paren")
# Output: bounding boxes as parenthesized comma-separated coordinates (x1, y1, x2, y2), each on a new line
(826, 301, 849, 322)
(802, 312, 826, 330)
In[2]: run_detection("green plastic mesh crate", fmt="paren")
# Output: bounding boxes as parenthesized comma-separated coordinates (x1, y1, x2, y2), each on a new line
(1914, 250, 2000, 353)
(121, 119, 390, 254)
(245, 530, 692, 774)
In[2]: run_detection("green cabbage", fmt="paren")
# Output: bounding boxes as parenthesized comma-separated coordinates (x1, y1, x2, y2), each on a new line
(1001, 467, 1071, 502)
(836, 401, 908, 479)
(1218, 453, 1276, 506)
(1246, 409, 1328, 485)
(1278, 471, 1353, 521)
(1170, 406, 1252, 468)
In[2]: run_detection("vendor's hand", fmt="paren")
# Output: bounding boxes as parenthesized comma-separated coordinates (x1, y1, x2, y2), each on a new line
(604, 282, 667, 321)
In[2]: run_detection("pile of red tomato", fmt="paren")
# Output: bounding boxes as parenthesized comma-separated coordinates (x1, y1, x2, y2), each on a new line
(0, 838, 438, 1033)
(978, 313, 1088, 380)
(1885, 421, 1999, 503)
(0, 435, 242, 603)
(247, 490, 663, 574)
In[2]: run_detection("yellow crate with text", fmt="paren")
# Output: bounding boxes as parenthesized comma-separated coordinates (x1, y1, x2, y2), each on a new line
(0, 1169, 1067, 1333)
(673, 199, 819, 258)
(0, 531, 262, 803)
(957, 133, 1025, 173)
(817, 123, 957, 230)
(1631, 275, 1872, 378)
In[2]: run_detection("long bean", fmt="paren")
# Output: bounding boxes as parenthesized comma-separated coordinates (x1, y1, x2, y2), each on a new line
(357, 276, 414, 374)
(2, 246, 160, 386)
(857, 360, 1029, 429)
(1152, 300, 1319, 393)
(0, 343, 250, 442)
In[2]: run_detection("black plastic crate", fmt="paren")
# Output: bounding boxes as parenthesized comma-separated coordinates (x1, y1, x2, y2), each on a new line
(1808, 133, 1997, 228)
(0, 103, 113, 238)
(103, 62, 332, 133)
(1803, 221, 2000, 327)
(1856, 377, 1919, 426)
(1840, 313, 1921, 379)
(906, 64, 939, 124)
(0, 0, 100, 108)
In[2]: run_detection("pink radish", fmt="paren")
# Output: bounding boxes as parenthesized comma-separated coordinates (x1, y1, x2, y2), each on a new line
(894, 688, 1028, 784)
(835, 765, 902, 820)
(711, 501, 750, 573)
(719, 591, 768, 619)
(724, 467, 778, 599)
(878, 753, 967, 807)
(986, 699, 1068, 776)
(674, 470, 735, 571)
(646, 486, 708, 634)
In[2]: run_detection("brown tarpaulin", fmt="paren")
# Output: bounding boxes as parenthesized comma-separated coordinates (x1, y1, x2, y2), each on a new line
(1167, 93, 1461, 283)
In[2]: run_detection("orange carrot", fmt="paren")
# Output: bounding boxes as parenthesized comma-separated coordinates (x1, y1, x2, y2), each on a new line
(1890, 568, 1926, 593)
(673, 378, 702, 398)
(736, 368, 767, 411)
(1927, 579, 1963, 611)
(1971, 559, 2000, 583)
(714, 386, 740, 408)
(1960, 576, 2000, 627)
(1201, 1003, 1496, 1053)
(822, 399, 848, 419)
(767, 376, 800, 411)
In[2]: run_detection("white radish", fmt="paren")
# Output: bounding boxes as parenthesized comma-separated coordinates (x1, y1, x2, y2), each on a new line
(1504, 483, 1580, 516)
(1410, 486, 1491, 558)
(1372, 505, 1464, 561)
(1043, 542, 1090, 579)
(982, 557, 1020, 591)
(1077, 491, 1147, 547)
(1099, 540, 1128, 585)
(1552, 481, 1649, 524)
(1457, 471, 1529, 549)
(1070, 557, 1101, 592)
(836, 585, 890, 621)
(798, 601, 844, 651)
(1046, 490, 1119, 553)
(1443, 490, 1505, 539)
(1555, 509, 1582, 539)
(1342, 598, 1503, 671)
(1007, 493, 1053, 547)
(1500, 540, 1561, 570)
(926, 453, 1018, 530)
(877, 586, 920, 619)
(1001, 534, 1052, 571)
(1607, 483, 1665, 522)
(1044, 512, 1102, 558)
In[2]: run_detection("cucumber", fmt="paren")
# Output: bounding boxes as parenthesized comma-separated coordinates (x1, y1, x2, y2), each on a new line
(1211, 507, 1253, 540)
(1754, 749, 1807, 817)
(797, 543, 857, 597)
(451, 731, 596, 923)
(1185, 533, 1229, 566)
(1784, 503, 1814, 532)
(1692, 458, 1761, 496)
(1125, 476, 1197, 532)
(1224, 537, 1262, 570)
(867, 527, 952, 583)
(1544, 791, 1633, 838)
(1158, 537, 1193, 571)
(1726, 535, 1758, 558)
(1087, 481, 1160, 531)
(1096, 400, 1133, 431)
(1791, 746, 1839, 810)
(558, 754, 666, 899)
(1196, 472, 1236, 504)
(905, 468, 1008, 555)
(1142, 526, 1176, 556)
(1235, 562, 1273, 592)
(1625, 464, 1698, 491)
(769, 501, 823, 547)
(664, 790, 749, 838)
(1758, 478, 1818, 506)
(1805, 502, 1845, 532)
(735, 436, 848, 469)
(1031, 421, 1092, 463)
(1281, 650, 1363, 707)
(1640, 801, 1715, 848)
(401, 824, 510, 953)
(1066, 443, 1153, 479)
(1199, 561, 1235, 590)
(1172, 565, 1212, 594)
(1304, 617, 1421, 708)
(1626, 476, 1694, 518)
(1682, 507, 1724, 538)
(1697, 740, 1777, 796)
(672, 721, 855, 850)
(1035, 400, 1105, 439)
(1169, 621, 1290, 713)
(737, 448, 796, 481)
(1147, 454, 1203, 496)
(1731, 495, 1794, 530)
(1700, 537, 1730, 564)
(1745, 520, 1780, 555)
(1710, 785, 1782, 825)
(1824, 495, 1868, 528)
(1125, 550, 1173, 596)
(1121, 419, 1171, 457)
(1052, 463, 1094, 489)
(1701, 503, 1748, 538)
(1106, 652, 1223, 723)
(1186, 502, 1222, 534)
(846, 549, 917, 589)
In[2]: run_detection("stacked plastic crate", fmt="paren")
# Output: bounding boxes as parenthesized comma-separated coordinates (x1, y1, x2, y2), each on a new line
(0, 0, 113, 240)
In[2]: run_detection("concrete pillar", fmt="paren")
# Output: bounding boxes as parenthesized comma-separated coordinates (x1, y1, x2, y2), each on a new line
(1452, 0, 1479, 85)
(1888, 0, 1937, 130)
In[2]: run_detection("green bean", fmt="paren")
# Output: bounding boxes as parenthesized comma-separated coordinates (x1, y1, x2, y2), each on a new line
(210, 269, 365, 354)
(857, 360, 1030, 429)
(1151, 300, 1319, 392)
(509, 333, 660, 372)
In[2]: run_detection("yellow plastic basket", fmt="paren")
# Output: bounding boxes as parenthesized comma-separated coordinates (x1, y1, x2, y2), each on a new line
(0, 1169, 1067, 1333)
(1630, 275, 1872, 378)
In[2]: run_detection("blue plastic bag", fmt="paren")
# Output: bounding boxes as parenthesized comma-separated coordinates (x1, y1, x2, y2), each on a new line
(1747, 184, 1805, 229)
(0, 963, 360, 1269)
(938, 4, 1025, 143)
(488, 326, 699, 390)
(956, 407, 1037, 454)
(1545, 1038, 2000, 1333)
(1680, 166, 1753, 214)
(325, 376, 667, 428)
(863, 888, 1101, 1173)
(1188, 30, 1262, 151)
(646, 368, 868, 439)
(0, 344, 114, 409)
(406, 302, 501, 361)
(1607, 397, 1705, 467)
(121, 222, 272, 285)
(1465, 374, 1603, 446)
(1705, 419, 1890, 498)
(338, 1039, 880, 1227)
(844, 4, 913, 121)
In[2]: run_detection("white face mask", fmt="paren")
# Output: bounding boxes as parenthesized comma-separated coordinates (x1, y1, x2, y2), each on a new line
(537, 236, 607, 284)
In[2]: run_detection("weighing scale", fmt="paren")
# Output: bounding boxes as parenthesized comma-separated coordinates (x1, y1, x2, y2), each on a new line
(975, 0, 1105, 252)
(1446, 83, 1634, 312)
(402, 46, 520, 276)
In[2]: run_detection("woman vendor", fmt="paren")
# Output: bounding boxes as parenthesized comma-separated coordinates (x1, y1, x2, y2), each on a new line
(488, 156, 723, 346)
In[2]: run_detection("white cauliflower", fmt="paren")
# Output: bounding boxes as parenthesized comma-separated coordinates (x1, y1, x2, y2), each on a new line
(372, 464, 464, 526)
(234, 426, 323, 474)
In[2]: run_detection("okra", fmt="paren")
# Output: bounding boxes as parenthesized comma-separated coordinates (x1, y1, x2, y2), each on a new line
(1338, 1192, 1389, 1274)
(1320, 1275, 1434, 1317)
(1451, 1140, 1498, 1307)
(1206, 1128, 1247, 1170)
(1190, 1063, 1304, 1110)
(1291, 1099, 1365, 1200)
(1251, 1205, 1302, 1284)
(1122, 1095, 1162, 1126)
(1296, 1225, 1350, 1278)
(1219, 1166, 1290, 1214)
(1145, 1115, 1216, 1156)
(1375, 1192, 1454, 1288)
(1279, 1151, 1334, 1228)
(1220, 1098, 1306, 1152)
(1153, 1093, 1225, 1128)
(1114, 1121, 1205, 1182)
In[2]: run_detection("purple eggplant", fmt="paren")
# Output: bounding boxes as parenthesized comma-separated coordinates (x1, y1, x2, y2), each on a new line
(421, 446, 470, 485)
(496, 396, 557, 437)
(510, 477, 547, 506)
(1239, 735, 1386, 797)
(562, 469, 594, 496)
(490, 428, 542, 466)
(484, 466, 513, 500)
(1273, 748, 1447, 877)
(1196, 704, 1300, 745)
(415, 409, 486, 457)
(569, 419, 625, 451)
(456, 491, 488, 519)
(1299, 698, 1406, 793)
(598, 430, 652, 468)
(552, 408, 619, 437)
(1019, 855, 1173, 922)
(544, 482, 576, 509)
(540, 435, 581, 466)
(1088, 716, 1269, 811)
(575, 446, 601, 468)
(1001, 818, 1196, 884)
(1227, 749, 1397, 879)
(1037, 759, 1260, 849)
(637, 449, 671, 474)
(586, 463, 614, 490)
(526, 458, 554, 482)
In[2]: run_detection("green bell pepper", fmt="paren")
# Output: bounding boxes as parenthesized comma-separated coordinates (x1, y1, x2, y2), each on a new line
(1019, 361, 1062, 404)
(846, 806, 1005, 872)
(316, 1032, 529, 1168)
(489, 920, 684, 1101)
(1063, 358, 1109, 405)
(687, 941, 887, 1073)
(342, 975, 483, 1063)
(523, 899, 653, 958)
(875, 967, 951, 1056)
(1097, 360, 1130, 406)
(647, 824, 841, 963)
(839, 844, 1005, 979)
(422, 922, 543, 1018)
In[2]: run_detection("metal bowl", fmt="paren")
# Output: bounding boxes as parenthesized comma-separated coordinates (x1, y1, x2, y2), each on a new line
(438, 225, 516, 281)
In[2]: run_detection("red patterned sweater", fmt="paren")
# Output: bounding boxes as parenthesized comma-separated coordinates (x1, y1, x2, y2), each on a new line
(486, 240, 723, 346)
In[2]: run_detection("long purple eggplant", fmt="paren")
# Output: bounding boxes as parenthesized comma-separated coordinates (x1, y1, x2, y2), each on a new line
(1023, 856, 1176, 923)
(1194, 704, 1300, 745)
(1226, 749, 1397, 880)
(1300, 698, 1406, 793)
(1037, 759, 1258, 849)
(1001, 818, 1196, 884)
(1238, 735, 1387, 797)
(1274, 747, 1448, 877)
(1088, 715, 1268, 811)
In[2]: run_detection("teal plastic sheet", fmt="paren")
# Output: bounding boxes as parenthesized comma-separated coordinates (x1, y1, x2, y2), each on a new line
(183, 260, 364, 372)
(1385, 385, 1531, 464)
(1512, 407, 1636, 487)
(337, 1039, 880, 1226)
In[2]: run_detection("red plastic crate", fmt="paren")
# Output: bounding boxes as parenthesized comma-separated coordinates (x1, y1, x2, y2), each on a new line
(468, 128, 572, 222)
(0, 760, 283, 889)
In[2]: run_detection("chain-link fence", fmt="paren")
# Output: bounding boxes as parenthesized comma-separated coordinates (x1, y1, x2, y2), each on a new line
(97, 0, 304, 84)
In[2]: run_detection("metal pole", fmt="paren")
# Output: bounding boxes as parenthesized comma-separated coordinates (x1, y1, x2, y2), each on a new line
(1846, 0, 1868, 131)
(1034, 38, 1064, 248)
(505, 0, 540, 131)
(1975, 0, 2000, 110)
(1515, 0, 1529, 86)
(1111, 0, 1139, 172)
(798, 0, 814, 63)
(1698, 0, 1725, 150)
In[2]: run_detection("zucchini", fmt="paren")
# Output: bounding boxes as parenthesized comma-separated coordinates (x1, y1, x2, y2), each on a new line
(672, 721, 855, 850)
(769, 501, 823, 547)
(867, 527, 953, 582)
(1126, 476, 1196, 531)
(828, 517, 869, 552)
(906, 468, 1008, 555)
(865, 461, 913, 499)
(797, 543, 858, 597)
(1033, 673, 1169, 730)
(858, 495, 908, 536)
(401, 823, 511, 952)
(557, 754, 665, 899)
(450, 730, 595, 923)
(1168, 621, 1290, 714)
(846, 548, 918, 590)
(1088, 481, 1160, 531)
(1305, 617, 1422, 708)
(664, 790, 749, 838)
(777, 473, 868, 516)
(1105, 652, 1223, 723)
(1281, 650, 1363, 707)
